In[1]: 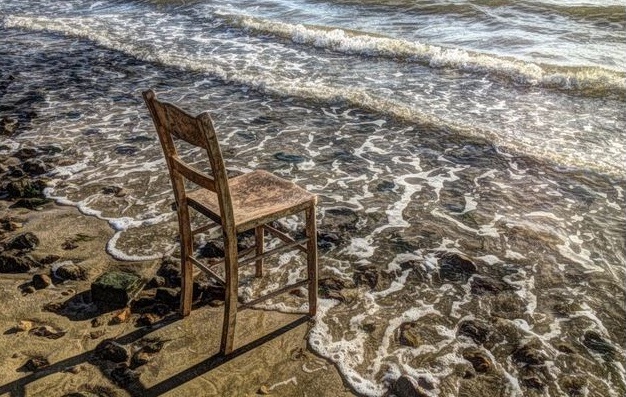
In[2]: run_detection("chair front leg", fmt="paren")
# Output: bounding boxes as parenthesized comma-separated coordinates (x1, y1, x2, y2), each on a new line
(220, 233, 239, 355)
(178, 203, 194, 317)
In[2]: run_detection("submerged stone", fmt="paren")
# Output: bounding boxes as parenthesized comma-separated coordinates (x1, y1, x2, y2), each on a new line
(463, 350, 492, 373)
(22, 159, 47, 176)
(438, 252, 477, 283)
(273, 152, 306, 163)
(583, 330, 615, 358)
(470, 276, 510, 295)
(353, 264, 382, 290)
(512, 343, 548, 367)
(389, 375, 429, 397)
(457, 319, 491, 345)
(91, 271, 141, 309)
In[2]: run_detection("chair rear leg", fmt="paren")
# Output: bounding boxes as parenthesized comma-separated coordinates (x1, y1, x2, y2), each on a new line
(255, 225, 264, 277)
(305, 205, 318, 316)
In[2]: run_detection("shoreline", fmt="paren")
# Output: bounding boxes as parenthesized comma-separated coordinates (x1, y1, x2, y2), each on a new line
(0, 198, 356, 396)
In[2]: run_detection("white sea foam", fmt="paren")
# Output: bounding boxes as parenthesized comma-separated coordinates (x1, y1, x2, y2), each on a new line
(217, 11, 626, 95)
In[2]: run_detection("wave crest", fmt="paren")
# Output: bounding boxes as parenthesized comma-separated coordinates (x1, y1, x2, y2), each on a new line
(221, 12, 626, 98)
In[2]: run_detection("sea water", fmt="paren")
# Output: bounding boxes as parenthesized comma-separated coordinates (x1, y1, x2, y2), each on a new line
(1, 0, 624, 395)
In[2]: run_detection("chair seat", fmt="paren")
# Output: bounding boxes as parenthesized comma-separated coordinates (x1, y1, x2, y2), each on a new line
(187, 170, 316, 233)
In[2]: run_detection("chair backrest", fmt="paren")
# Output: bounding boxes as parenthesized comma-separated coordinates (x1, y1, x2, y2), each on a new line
(142, 89, 235, 230)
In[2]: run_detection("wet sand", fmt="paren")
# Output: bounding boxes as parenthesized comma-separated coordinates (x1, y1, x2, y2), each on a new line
(0, 200, 356, 397)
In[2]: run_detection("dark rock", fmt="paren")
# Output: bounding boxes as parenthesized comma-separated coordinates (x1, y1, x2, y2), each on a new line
(6, 178, 46, 199)
(43, 301, 65, 313)
(14, 147, 38, 160)
(62, 240, 79, 250)
(512, 344, 547, 367)
(102, 185, 128, 197)
(95, 340, 129, 363)
(37, 144, 63, 155)
(273, 152, 306, 163)
(353, 264, 382, 290)
(91, 271, 142, 309)
(438, 252, 477, 283)
(22, 159, 47, 176)
(29, 325, 66, 339)
(389, 375, 429, 397)
(137, 313, 161, 327)
(91, 316, 105, 328)
(8, 167, 25, 178)
(23, 357, 50, 372)
(0, 252, 37, 273)
(155, 287, 180, 306)
(32, 273, 52, 289)
(376, 179, 395, 192)
(130, 350, 151, 369)
(198, 240, 224, 258)
(142, 339, 165, 354)
(398, 322, 421, 348)
(115, 145, 138, 155)
(398, 260, 428, 282)
(146, 276, 166, 289)
(111, 364, 140, 387)
(457, 319, 491, 345)
(583, 330, 615, 358)
(463, 350, 491, 373)
(322, 207, 359, 231)
(90, 330, 106, 340)
(56, 263, 87, 280)
(39, 254, 61, 265)
(319, 276, 355, 300)
(157, 257, 181, 286)
(470, 276, 510, 295)
(66, 111, 82, 120)
(1, 116, 18, 135)
(192, 274, 225, 301)
(7, 232, 40, 251)
(317, 231, 341, 250)
(237, 230, 256, 251)
(10, 198, 52, 209)
(22, 285, 36, 294)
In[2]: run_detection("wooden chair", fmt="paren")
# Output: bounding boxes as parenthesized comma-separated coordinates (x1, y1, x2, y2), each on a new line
(142, 89, 318, 355)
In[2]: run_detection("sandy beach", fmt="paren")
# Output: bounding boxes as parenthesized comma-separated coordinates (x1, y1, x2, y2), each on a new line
(0, 190, 356, 396)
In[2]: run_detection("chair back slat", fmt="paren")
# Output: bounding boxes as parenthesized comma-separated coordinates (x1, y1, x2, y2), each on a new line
(161, 102, 209, 149)
(171, 156, 216, 191)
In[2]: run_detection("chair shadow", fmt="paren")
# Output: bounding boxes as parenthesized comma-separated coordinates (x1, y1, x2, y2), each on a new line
(0, 314, 310, 397)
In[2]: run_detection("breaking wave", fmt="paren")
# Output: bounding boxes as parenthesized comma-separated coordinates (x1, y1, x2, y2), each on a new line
(219, 12, 626, 97)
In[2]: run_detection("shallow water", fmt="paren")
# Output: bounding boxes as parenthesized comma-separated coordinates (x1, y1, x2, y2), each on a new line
(1, 0, 625, 395)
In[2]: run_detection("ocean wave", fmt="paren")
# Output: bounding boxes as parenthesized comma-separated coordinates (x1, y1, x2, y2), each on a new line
(218, 12, 626, 98)
(328, 0, 626, 24)
(3, 15, 624, 176)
